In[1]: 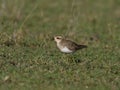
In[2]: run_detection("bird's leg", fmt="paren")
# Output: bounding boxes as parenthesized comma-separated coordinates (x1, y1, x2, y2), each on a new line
(67, 53, 82, 63)
(64, 53, 75, 63)
(61, 53, 81, 64)
(73, 53, 81, 63)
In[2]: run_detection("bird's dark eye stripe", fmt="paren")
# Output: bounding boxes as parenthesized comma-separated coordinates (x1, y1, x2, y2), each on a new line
(56, 37, 60, 39)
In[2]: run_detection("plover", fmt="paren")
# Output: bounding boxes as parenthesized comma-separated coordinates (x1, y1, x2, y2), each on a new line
(54, 36, 87, 53)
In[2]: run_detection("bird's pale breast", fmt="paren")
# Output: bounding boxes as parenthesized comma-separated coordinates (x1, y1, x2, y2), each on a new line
(60, 47, 73, 53)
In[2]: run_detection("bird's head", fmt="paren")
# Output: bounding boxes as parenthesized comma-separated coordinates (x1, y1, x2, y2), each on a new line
(54, 36, 63, 43)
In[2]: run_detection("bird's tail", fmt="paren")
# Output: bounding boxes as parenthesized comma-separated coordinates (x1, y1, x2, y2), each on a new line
(78, 45, 87, 49)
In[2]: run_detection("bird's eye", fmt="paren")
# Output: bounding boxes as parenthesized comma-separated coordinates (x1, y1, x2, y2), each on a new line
(56, 37, 61, 39)
(56, 37, 60, 39)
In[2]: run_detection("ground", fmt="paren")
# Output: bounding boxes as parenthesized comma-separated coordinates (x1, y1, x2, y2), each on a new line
(0, 0, 120, 90)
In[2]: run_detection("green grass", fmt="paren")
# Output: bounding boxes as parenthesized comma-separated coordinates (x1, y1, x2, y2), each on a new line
(0, 0, 120, 90)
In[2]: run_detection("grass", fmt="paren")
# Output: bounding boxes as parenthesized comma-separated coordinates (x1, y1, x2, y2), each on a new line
(0, 0, 120, 90)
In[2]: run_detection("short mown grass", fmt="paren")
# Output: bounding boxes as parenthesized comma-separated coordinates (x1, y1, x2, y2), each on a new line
(0, 0, 120, 90)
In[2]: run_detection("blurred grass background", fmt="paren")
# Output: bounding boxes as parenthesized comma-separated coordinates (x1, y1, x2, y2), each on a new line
(0, 0, 120, 90)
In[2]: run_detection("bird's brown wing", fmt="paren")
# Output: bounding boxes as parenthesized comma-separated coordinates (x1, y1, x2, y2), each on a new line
(67, 41, 80, 51)
(60, 40, 79, 51)
(61, 39, 87, 51)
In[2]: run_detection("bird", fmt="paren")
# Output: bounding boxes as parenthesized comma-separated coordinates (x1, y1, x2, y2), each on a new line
(54, 36, 87, 53)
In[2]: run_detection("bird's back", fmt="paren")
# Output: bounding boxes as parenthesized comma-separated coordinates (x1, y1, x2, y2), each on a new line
(60, 39, 87, 51)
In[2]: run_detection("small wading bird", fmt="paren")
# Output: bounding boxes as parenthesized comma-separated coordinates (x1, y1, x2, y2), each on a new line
(54, 36, 87, 53)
